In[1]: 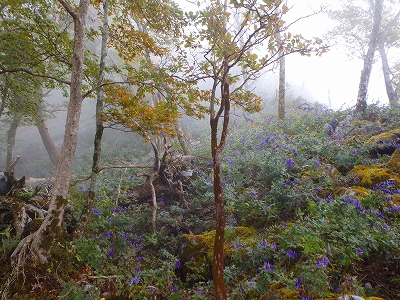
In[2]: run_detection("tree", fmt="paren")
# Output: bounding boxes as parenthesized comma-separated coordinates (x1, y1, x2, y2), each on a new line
(74, 0, 203, 235)
(277, 29, 286, 120)
(184, 0, 326, 297)
(356, 0, 383, 114)
(327, 0, 400, 113)
(12, 0, 90, 265)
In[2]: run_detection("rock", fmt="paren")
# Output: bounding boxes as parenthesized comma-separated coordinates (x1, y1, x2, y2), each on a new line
(335, 115, 354, 138)
(0, 172, 11, 196)
(367, 127, 400, 157)
(386, 148, 400, 172)
(337, 296, 364, 300)
(336, 186, 370, 198)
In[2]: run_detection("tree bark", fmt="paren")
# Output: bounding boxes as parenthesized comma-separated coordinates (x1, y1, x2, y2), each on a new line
(6, 112, 22, 172)
(355, 0, 383, 115)
(379, 43, 399, 108)
(211, 81, 230, 300)
(35, 117, 59, 166)
(74, 0, 109, 238)
(12, 0, 90, 265)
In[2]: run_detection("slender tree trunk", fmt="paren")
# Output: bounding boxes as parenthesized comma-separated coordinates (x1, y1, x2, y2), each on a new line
(74, 0, 109, 238)
(278, 51, 286, 119)
(379, 44, 399, 108)
(148, 141, 160, 234)
(355, 0, 383, 115)
(175, 124, 188, 155)
(0, 82, 8, 118)
(6, 112, 22, 171)
(12, 0, 90, 265)
(211, 81, 230, 300)
(36, 117, 59, 166)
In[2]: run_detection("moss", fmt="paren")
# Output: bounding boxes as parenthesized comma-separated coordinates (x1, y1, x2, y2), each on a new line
(23, 218, 44, 237)
(349, 165, 400, 188)
(367, 127, 400, 144)
(386, 148, 400, 173)
(55, 195, 68, 209)
(335, 186, 370, 198)
(178, 226, 257, 281)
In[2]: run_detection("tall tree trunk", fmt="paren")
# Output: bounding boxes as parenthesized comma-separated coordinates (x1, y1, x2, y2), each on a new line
(277, 13, 285, 120)
(211, 81, 230, 300)
(278, 55, 286, 119)
(35, 117, 59, 166)
(12, 0, 90, 265)
(74, 0, 109, 238)
(175, 124, 188, 155)
(6, 112, 22, 171)
(379, 43, 399, 108)
(355, 0, 383, 115)
(0, 82, 9, 118)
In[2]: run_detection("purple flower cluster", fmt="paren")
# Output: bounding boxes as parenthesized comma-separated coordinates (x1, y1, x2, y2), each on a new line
(315, 256, 329, 268)
(295, 277, 302, 288)
(264, 261, 275, 271)
(341, 197, 364, 212)
(286, 249, 298, 259)
(341, 197, 386, 220)
(92, 208, 101, 216)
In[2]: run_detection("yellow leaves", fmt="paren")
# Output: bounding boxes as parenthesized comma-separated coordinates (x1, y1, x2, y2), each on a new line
(281, 4, 288, 14)
(102, 84, 180, 138)
(109, 25, 168, 62)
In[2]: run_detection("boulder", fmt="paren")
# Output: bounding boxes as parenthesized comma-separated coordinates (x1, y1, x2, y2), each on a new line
(0, 172, 11, 196)
(367, 127, 400, 157)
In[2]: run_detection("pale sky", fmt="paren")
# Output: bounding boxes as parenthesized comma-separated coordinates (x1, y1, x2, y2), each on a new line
(284, 1, 388, 109)
(178, 0, 391, 109)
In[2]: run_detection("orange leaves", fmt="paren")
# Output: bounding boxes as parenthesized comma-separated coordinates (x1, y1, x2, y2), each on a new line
(109, 25, 168, 62)
(102, 84, 179, 138)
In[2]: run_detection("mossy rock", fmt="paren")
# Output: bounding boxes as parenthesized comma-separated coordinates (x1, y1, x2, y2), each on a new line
(177, 226, 257, 282)
(386, 148, 400, 173)
(335, 186, 370, 198)
(349, 165, 400, 188)
(367, 127, 400, 157)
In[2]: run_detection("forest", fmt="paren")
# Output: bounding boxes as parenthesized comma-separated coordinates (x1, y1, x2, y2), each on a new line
(0, 0, 399, 299)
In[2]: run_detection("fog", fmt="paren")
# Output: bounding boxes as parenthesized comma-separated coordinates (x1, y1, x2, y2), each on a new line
(4, 0, 397, 177)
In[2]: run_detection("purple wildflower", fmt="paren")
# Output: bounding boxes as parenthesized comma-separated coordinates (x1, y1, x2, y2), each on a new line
(170, 285, 178, 293)
(262, 239, 267, 247)
(295, 277, 302, 288)
(264, 261, 274, 271)
(316, 256, 329, 268)
(315, 160, 321, 168)
(108, 249, 114, 257)
(286, 249, 298, 259)
(175, 260, 181, 268)
(133, 276, 140, 284)
(286, 159, 295, 170)
(356, 247, 363, 255)
(92, 208, 101, 216)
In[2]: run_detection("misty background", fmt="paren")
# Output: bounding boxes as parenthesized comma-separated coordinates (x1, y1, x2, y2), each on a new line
(1, 0, 394, 178)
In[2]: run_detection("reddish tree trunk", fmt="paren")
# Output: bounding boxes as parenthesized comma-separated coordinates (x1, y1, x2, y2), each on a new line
(211, 82, 230, 300)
